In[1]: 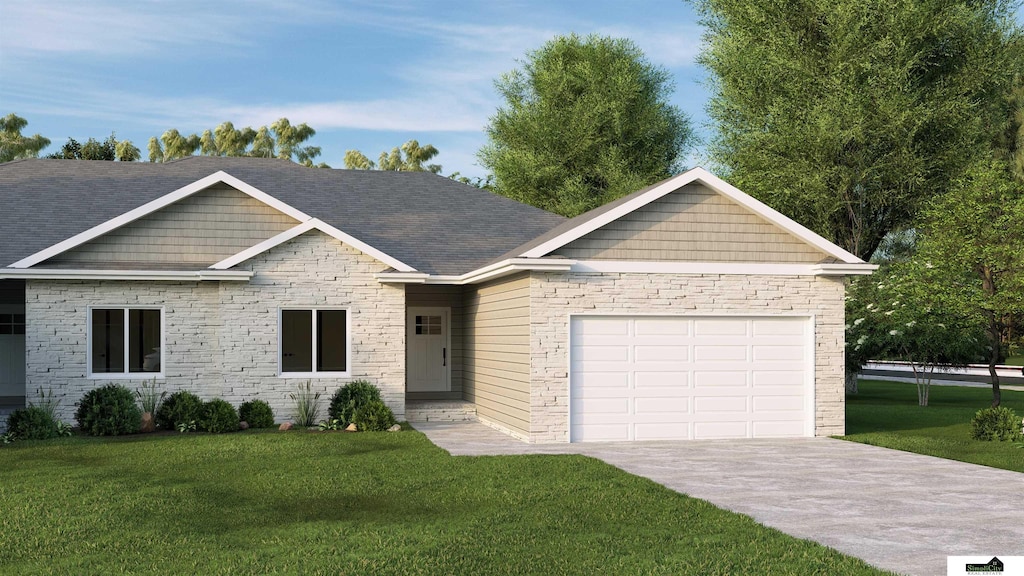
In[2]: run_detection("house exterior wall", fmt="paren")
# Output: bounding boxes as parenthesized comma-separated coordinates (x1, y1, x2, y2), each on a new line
(405, 284, 464, 399)
(48, 184, 299, 268)
(553, 182, 833, 263)
(462, 273, 531, 439)
(527, 271, 845, 443)
(25, 231, 405, 423)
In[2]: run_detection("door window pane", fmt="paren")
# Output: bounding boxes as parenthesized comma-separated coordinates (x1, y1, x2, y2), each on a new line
(129, 309, 161, 373)
(92, 309, 125, 373)
(317, 310, 347, 372)
(281, 310, 312, 372)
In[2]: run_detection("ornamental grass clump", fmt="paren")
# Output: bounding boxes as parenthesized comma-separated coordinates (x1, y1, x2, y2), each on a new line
(290, 382, 321, 427)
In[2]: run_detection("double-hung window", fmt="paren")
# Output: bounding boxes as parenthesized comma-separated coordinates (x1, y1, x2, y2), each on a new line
(280, 309, 349, 376)
(89, 307, 163, 376)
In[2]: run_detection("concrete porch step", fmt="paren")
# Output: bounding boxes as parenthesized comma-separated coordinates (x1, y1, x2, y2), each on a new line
(405, 400, 477, 423)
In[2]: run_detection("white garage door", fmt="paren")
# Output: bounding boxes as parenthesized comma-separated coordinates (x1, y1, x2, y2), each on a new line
(570, 316, 813, 442)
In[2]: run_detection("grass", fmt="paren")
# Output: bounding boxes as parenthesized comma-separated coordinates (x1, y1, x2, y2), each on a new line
(0, 431, 886, 575)
(1004, 355, 1024, 366)
(844, 380, 1024, 472)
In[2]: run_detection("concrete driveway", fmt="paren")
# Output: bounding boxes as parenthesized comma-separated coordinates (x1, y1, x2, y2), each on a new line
(415, 421, 1024, 576)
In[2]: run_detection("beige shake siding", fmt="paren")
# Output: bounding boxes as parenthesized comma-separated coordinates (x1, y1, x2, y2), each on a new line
(405, 284, 464, 399)
(462, 273, 531, 438)
(49, 184, 299, 267)
(554, 182, 833, 263)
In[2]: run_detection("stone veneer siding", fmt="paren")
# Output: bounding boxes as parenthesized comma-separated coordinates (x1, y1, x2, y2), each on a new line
(528, 272, 846, 443)
(25, 231, 405, 424)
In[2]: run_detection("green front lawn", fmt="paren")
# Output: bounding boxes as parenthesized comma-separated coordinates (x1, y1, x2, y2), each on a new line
(0, 431, 885, 575)
(844, 380, 1024, 472)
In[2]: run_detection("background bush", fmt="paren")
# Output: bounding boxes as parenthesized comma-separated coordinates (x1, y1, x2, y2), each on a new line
(6, 406, 60, 440)
(329, 380, 382, 425)
(76, 384, 141, 436)
(239, 399, 275, 428)
(200, 399, 240, 434)
(970, 406, 1023, 441)
(353, 399, 396, 432)
(156, 390, 204, 431)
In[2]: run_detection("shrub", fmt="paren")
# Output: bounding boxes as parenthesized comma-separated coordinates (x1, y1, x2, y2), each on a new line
(239, 399, 275, 428)
(199, 399, 240, 434)
(7, 406, 60, 440)
(76, 384, 141, 436)
(970, 406, 1023, 441)
(290, 382, 322, 427)
(156, 390, 204, 431)
(329, 380, 382, 425)
(353, 399, 396, 432)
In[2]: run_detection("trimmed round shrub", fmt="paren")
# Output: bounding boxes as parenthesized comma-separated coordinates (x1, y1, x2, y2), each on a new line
(76, 384, 141, 436)
(970, 406, 1023, 441)
(239, 399, 275, 428)
(156, 390, 204, 431)
(199, 399, 240, 434)
(353, 399, 396, 432)
(7, 406, 60, 440)
(328, 380, 382, 425)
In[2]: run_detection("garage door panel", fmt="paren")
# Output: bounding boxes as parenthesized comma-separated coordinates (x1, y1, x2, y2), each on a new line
(693, 345, 748, 362)
(570, 316, 811, 442)
(635, 372, 689, 388)
(693, 370, 747, 387)
(635, 318, 691, 336)
(634, 396, 689, 413)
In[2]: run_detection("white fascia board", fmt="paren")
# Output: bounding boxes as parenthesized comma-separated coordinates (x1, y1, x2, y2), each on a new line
(520, 167, 866, 265)
(210, 218, 417, 273)
(9, 171, 313, 269)
(375, 258, 574, 285)
(0, 268, 253, 281)
(570, 260, 877, 276)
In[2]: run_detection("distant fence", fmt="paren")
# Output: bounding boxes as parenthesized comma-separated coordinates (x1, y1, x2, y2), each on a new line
(860, 360, 1024, 386)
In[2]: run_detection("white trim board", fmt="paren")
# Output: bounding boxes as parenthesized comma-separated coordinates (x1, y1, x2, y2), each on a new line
(210, 218, 416, 272)
(10, 171, 313, 269)
(375, 258, 573, 285)
(570, 260, 877, 276)
(519, 167, 866, 265)
(0, 268, 254, 281)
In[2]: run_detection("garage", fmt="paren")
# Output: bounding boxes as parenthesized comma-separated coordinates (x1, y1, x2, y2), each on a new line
(569, 315, 813, 442)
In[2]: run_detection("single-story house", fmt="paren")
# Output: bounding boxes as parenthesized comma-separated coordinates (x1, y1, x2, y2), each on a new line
(0, 157, 875, 442)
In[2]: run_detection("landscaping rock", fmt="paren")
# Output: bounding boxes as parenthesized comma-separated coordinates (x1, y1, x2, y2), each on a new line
(278, 422, 293, 431)
(140, 412, 155, 433)
(239, 421, 249, 430)
(345, 423, 357, 432)
(387, 424, 401, 432)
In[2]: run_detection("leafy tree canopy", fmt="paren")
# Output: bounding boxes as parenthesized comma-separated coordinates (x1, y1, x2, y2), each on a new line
(0, 113, 50, 162)
(478, 33, 694, 217)
(692, 0, 1023, 260)
(47, 134, 141, 161)
(147, 118, 326, 167)
(343, 140, 442, 173)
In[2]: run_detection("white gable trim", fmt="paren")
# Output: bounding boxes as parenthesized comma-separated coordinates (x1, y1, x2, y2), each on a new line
(376, 258, 574, 285)
(210, 218, 417, 272)
(569, 260, 877, 276)
(0, 268, 253, 281)
(9, 171, 313, 269)
(519, 167, 865, 265)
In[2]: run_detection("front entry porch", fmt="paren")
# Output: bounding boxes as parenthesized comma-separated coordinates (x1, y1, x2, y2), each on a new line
(0, 280, 26, 431)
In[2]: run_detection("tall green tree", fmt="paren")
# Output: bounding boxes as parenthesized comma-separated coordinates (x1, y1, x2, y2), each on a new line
(692, 0, 1023, 260)
(478, 34, 694, 217)
(47, 134, 140, 161)
(146, 118, 325, 166)
(0, 114, 50, 162)
(915, 158, 1024, 406)
(343, 140, 442, 173)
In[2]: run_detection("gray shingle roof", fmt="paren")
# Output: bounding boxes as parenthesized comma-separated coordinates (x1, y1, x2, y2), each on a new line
(0, 157, 567, 275)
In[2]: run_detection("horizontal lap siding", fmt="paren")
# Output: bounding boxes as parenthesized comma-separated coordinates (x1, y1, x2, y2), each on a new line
(405, 285, 464, 396)
(49, 183, 299, 267)
(463, 273, 530, 436)
(554, 182, 833, 264)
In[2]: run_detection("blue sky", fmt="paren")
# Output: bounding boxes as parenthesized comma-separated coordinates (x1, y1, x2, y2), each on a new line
(2, 1, 1021, 178)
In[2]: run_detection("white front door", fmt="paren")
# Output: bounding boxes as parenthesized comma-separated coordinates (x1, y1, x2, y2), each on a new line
(407, 307, 451, 392)
(0, 310, 26, 398)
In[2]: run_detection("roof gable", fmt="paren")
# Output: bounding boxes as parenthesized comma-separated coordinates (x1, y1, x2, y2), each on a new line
(514, 167, 864, 265)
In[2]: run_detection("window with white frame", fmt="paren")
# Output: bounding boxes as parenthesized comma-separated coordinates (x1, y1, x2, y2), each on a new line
(280, 309, 349, 375)
(90, 307, 163, 375)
